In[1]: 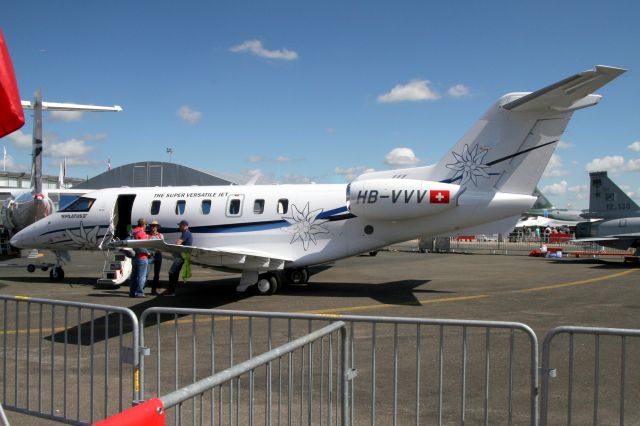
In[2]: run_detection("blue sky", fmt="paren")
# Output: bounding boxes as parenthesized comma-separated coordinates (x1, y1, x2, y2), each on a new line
(2, 1, 639, 209)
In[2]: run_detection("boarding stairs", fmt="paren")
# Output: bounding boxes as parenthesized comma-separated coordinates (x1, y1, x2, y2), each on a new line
(0, 229, 18, 257)
(96, 251, 132, 288)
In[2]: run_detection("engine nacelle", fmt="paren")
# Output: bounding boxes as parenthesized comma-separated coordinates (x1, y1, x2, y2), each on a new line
(347, 179, 460, 220)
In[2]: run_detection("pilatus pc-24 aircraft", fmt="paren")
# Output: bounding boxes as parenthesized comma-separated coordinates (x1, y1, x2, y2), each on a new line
(11, 65, 625, 294)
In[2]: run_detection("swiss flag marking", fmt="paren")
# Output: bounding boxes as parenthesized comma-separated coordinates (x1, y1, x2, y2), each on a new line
(430, 190, 450, 204)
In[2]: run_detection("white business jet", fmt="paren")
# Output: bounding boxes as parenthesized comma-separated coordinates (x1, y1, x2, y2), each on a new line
(11, 65, 625, 294)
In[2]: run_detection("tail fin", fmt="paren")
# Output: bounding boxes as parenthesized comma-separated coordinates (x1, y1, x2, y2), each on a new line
(587, 171, 640, 218)
(353, 66, 625, 197)
(532, 187, 554, 210)
(430, 65, 625, 195)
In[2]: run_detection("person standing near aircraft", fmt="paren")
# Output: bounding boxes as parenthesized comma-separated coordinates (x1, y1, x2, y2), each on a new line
(163, 220, 192, 296)
(128, 218, 150, 298)
(148, 220, 164, 296)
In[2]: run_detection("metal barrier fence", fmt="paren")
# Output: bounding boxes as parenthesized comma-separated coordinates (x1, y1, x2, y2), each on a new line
(158, 321, 349, 426)
(139, 308, 539, 426)
(439, 237, 625, 256)
(0, 295, 139, 425)
(540, 326, 640, 426)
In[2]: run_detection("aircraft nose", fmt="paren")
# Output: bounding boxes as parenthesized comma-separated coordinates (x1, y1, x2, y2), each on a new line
(10, 228, 32, 249)
(9, 232, 23, 248)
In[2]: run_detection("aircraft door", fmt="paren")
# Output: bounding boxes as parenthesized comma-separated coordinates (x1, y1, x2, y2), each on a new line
(112, 194, 136, 240)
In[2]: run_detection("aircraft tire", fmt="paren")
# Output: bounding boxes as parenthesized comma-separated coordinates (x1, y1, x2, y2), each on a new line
(287, 268, 309, 285)
(256, 274, 278, 295)
(369, 251, 378, 257)
(50, 266, 64, 282)
(27, 264, 36, 273)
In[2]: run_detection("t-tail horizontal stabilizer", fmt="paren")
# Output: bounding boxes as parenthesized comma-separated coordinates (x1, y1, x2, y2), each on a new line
(501, 66, 626, 112)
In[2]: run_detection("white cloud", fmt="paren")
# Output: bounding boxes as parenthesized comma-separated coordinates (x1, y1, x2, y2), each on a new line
(230, 39, 298, 61)
(49, 157, 100, 167)
(384, 147, 420, 166)
(628, 141, 640, 152)
(325, 128, 336, 135)
(50, 110, 84, 122)
(625, 158, 640, 172)
(557, 140, 574, 149)
(543, 153, 569, 177)
(1, 153, 26, 171)
(447, 84, 470, 97)
(275, 155, 291, 162)
(568, 184, 587, 193)
(568, 184, 588, 200)
(377, 80, 440, 103)
(6, 129, 32, 149)
(82, 132, 108, 141)
(585, 155, 626, 173)
(247, 155, 263, 163)
(48, 138, 94, 158)
(335, 166, 375, 181)
(542, 180, 568, 195)
(177, 106, 202, 124)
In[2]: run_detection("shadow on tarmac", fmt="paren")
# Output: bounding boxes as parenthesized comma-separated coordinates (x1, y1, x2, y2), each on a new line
(45, 275, 443, 345)
(546, 258, 638, 269)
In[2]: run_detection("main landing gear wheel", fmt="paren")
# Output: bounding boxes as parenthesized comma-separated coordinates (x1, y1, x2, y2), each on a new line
(287, 268, 309, 285)
(256, 273, 280, 295)
(49, 266, 64, 282)
(27, 264, 36, 273)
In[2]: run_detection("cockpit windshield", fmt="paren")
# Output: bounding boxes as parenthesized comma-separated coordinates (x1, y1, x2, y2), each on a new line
(60, 197, 95, 213)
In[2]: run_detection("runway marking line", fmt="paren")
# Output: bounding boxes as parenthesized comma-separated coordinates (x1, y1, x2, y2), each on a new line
(514, 268, 637, 293)
(0, 268, 637, 335)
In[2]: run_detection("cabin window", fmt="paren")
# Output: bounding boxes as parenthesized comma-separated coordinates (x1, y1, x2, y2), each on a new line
(229, 199, 241, 215)
(201, 199, 212, 215)
(175, 200, 186, 215)
(277, 198, 288, 214)
(60, 197, 95, 212)
(226, 195, 244, 217)
(253, 199, 265, 214)
(150, 200, 161, 215)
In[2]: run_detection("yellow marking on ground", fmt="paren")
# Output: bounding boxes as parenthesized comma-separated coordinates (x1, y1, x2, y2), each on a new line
(0, 268, 637, 335)
(514, 269, 638, 293)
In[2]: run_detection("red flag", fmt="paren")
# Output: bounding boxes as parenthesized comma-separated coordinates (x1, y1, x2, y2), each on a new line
(0, 29, 24, 138)
(430, 189, 450, 204)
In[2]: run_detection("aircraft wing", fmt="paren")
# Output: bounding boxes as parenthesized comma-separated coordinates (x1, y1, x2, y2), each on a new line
(21, 100, 122, 112)
(110, 239, 292, 271)
(574, 233, 640, 243)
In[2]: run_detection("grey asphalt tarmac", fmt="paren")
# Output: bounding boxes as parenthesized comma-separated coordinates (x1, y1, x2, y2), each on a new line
(1, 250, 638, 425)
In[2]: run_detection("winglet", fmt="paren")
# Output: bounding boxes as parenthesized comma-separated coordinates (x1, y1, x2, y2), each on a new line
(502, 65, 626, 112)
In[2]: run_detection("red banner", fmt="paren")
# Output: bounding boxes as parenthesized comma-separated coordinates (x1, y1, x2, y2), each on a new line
(0, 29, 24, 138)
(92, 398, 165, 426)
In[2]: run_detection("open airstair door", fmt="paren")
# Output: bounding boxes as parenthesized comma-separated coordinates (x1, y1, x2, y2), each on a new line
(113, 194, 136, 240)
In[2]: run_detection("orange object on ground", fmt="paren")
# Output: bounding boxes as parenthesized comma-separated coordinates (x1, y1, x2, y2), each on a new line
(92, 398, 165, 426)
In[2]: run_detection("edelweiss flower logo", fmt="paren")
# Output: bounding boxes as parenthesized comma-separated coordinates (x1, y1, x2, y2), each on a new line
(446, 143, 491, 186)
(67, 221, 101, 249)
(282, 203, 329, 250)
